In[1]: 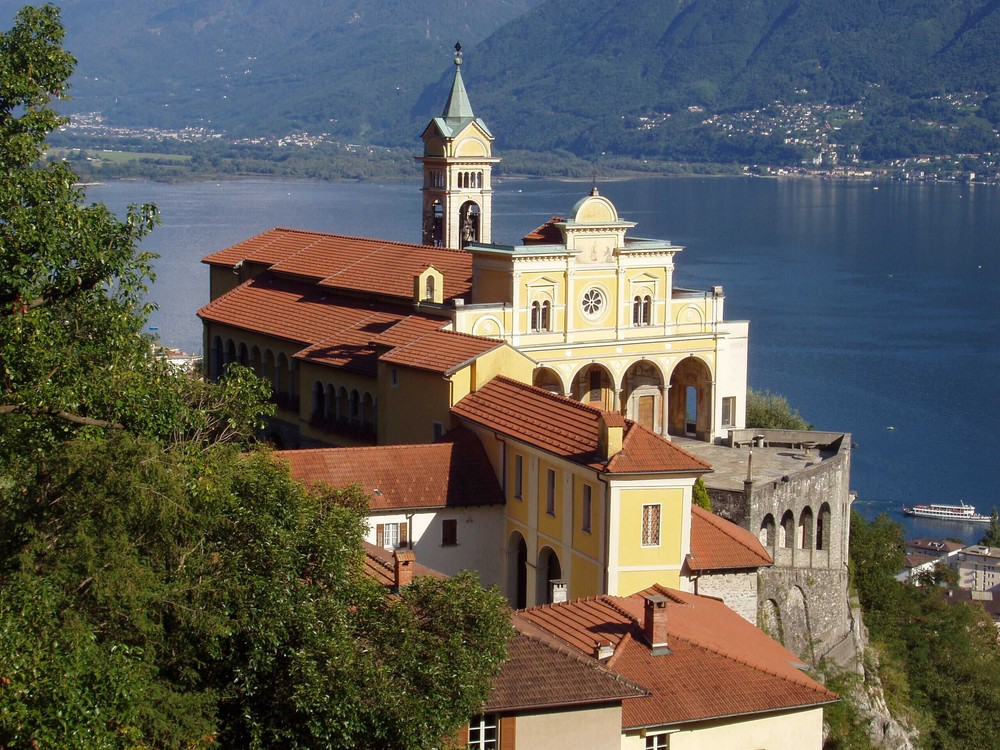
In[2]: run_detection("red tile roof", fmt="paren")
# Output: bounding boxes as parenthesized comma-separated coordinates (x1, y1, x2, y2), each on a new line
(452, 376, 712, 475)
(274, 430, 504, 511)
(486, 627, 647, 713)
(515, 587, 837, 729)
(522, 217, 566, 245)
(688, 505, 773, 571)
(198, 276, 508, 377)
(361, 541, 443, 596)
(379, 329, 505, 375)
(203, 227, 474, 303)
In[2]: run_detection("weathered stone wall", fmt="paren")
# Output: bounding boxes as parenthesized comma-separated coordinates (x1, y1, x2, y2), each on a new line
(693, 570, 758, 623)
(707, 433, 854, 660)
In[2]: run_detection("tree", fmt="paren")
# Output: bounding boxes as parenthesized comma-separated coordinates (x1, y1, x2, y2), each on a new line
(978, 508, 1000, 547)
(692, 477, 712, 511)
(0, 7, 512, 747)
(745, 388, 813, 430)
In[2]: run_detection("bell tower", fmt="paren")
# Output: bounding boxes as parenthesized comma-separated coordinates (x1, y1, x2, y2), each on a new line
(418, 42, 499, 248)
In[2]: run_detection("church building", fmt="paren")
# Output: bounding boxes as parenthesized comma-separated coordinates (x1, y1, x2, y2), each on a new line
(199, 44, 749, 448)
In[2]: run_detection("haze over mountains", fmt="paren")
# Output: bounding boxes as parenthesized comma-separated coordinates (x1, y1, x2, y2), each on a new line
(4, 0, 998, 164)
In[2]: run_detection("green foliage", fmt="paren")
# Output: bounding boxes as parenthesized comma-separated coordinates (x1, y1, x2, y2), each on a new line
(745, 388, 812, 431)
(692, 477, 712, 511)
(0, 8, 512, 748)
(850, 510, 1000, 749)
(821, 668, 878, 750)
(978, 508, 1000, 547)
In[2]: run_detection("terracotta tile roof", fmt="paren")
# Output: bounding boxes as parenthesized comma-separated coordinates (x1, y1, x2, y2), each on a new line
(203, 227, 474, 303)
(522, 217, 566, 245)
(688, 505, 773, 571)
(361, 541, 443, 597)
(197, 276, 454, 375)
(379, 329, 504, 375)
(452, 376, 712, 475)
(274, 430, 503, 511)
(516, 587, 837, 729)
(485, 627, 647, 713)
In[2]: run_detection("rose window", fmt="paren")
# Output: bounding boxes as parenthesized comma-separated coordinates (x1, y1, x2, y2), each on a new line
(581, 288, 605, 318)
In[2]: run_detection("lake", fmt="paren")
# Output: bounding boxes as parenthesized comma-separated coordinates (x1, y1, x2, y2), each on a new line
(89, 176, 1000, 543)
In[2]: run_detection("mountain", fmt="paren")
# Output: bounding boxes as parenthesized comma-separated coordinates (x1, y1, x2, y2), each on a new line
(0, 0, 545, 141)
(3, 0, 997, 163)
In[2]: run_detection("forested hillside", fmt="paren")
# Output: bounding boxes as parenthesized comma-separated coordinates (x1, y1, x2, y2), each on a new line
(2, 0, 997, 166)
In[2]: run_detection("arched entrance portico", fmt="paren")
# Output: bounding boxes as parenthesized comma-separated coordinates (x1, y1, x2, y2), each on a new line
(571, 364, 615, 412)
(623, 360, 664, 432)
(532, 367, 564, 395)
(668, 356, 713, 440)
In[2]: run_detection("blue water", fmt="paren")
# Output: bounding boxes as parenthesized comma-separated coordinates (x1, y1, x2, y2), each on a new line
(89, 176, 1000, 542)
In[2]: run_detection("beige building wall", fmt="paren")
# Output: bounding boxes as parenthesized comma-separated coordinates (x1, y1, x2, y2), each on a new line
(514, 705, 623, 750)
(621, 706, 826, 750)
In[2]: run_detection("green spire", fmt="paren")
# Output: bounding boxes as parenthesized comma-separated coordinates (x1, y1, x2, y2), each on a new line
(442, 41, 475, 120)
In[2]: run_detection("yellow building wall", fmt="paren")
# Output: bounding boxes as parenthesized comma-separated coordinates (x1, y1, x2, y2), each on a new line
(470, 345, 535, 390)
(536, 461, 563, 541)
(474, 268, 512, 303)
(620, 707, 826, 750)
(568, 553, 602, 599)
(377, 364, 453, 445)
(572, 477, 601, 560)
(615, 486, 685, 592)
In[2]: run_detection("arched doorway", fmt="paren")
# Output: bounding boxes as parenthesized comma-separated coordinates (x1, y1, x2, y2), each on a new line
(571, 364, 615, 412)
(507, 532, 528, 610)
(623, 360, 664, 431)
(668, 356, 712, 440)
(532, 367, 564, 395)
(536, 546, 563, 605)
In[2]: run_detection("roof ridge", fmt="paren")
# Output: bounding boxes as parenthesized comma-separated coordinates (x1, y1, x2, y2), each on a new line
(692, 506, 773, 565)
(271, 227, 471, 255)
(491, 375, 607, 418)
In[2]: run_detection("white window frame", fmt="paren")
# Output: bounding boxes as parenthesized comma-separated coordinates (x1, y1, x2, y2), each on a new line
(468, 714, 498, 750)
(642, 504, 661, 547)
(645, 732, 670, 750)
(721, 395, 736, 428)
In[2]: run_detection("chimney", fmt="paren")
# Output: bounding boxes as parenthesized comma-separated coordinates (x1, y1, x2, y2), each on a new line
(393, 549, 415, 589)
(598, 412, 626, 460)
(643, 595, 670, 656)
(550, 579, 568, 604)
(594, 640, 615, 660)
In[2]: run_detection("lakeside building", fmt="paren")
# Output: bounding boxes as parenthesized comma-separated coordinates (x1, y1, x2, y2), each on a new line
(199, 46, 748, 450)
(196, 46, 849, 742)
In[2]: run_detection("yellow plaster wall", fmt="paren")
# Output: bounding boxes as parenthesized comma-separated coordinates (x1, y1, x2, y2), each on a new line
(572, 477, 601, 559)
(471, 345, 535, 389)
(506, 449, 530, 526)
(377, 365, 452, 444)
(516, 705, 623, 750)
(536, 461, 562, 540)
(620, 707, 826, 750)
(569, 553, 602, 599)
(617, 487, 684, 568)
(474, 268, 512, 303)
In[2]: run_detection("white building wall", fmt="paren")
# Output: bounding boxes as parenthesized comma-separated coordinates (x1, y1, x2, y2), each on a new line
(365, 505, 505, 586)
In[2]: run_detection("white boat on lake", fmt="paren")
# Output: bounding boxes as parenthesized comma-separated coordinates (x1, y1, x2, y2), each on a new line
(902, 502, 992, 524)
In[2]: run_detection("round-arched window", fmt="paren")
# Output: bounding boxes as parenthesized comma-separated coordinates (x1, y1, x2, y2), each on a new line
(581, 287, 606, 319)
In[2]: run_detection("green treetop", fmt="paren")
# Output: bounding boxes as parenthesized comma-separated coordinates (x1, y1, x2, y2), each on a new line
(0, 7, 511, 748)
